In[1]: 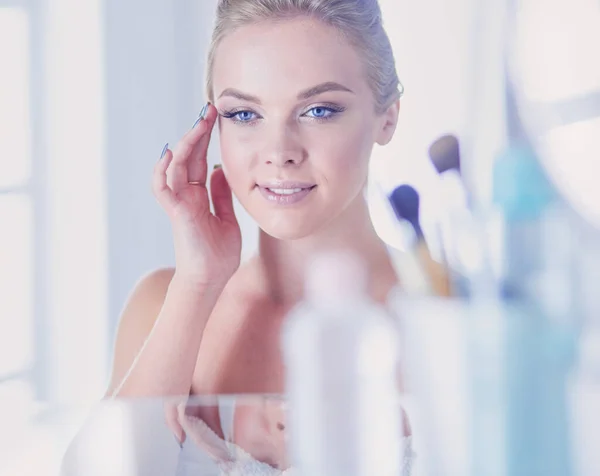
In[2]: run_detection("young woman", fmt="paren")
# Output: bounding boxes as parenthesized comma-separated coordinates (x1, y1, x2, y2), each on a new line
(104, 0, 412, 472)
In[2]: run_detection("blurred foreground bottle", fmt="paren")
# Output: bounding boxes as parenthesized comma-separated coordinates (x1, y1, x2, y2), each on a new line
(282, 251, 403, 476)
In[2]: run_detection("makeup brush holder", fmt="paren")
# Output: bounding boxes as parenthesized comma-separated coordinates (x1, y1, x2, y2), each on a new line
(390, 289, 582, 476)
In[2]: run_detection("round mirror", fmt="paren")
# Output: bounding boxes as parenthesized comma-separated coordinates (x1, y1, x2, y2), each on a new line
(507, 0, 600, 227)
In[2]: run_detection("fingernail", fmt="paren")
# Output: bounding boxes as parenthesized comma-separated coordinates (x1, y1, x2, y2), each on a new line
(159, 143, 168, 161)
(174, 435, 183, 449)
(213, 164, 222, 170)
(192, 103, 210, 129)
(199, 102, 210, 120)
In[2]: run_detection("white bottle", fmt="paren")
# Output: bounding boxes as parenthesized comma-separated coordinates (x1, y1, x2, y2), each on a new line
(282, 251, 402, 476)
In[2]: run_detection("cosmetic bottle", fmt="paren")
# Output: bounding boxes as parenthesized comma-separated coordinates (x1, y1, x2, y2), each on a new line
(282, 251, 403, 476)
(492, 144, 577, 476)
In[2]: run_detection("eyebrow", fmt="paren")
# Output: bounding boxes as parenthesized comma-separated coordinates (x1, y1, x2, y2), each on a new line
(297, 82, 354, 100)
(217, 81, 354, 104)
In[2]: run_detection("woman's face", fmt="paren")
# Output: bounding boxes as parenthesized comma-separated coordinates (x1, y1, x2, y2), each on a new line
(212, 17, 398, 240)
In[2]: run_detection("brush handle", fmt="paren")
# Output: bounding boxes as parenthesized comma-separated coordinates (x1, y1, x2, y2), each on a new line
(415, 241, 452, 298)
(387, 246, 432, 296)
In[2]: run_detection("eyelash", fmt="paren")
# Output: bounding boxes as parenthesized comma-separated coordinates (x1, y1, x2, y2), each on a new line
(219, 104, 346, 126)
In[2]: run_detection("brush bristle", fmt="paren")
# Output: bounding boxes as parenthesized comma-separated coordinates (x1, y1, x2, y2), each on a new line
(389, 184, 423, 239)
(429, 134, 461, 174)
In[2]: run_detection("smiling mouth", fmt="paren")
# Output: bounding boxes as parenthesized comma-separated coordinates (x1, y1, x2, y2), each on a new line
(265, 186, 316, 195)
(257, 185, 317, 205)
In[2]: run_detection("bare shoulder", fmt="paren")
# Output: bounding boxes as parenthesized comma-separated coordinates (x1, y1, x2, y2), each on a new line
(104, 267, 176, 396)
(118, 267, 176, 329)
(136, 267, 176, 299)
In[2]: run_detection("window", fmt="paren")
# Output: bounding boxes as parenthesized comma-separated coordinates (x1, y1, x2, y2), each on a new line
(0, 2, 109, 472)
(0, 0, 110, 408)
(0, 2, 36, 408)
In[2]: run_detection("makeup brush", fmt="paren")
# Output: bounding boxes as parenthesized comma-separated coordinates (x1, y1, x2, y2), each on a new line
(374, 181, 432, 296)
(428, 134, 471, 296)
(389, 184, 452, 297)
(428, 133, 470, 211)
(390, 185, 425, 240)
(428, 134, 461, 175)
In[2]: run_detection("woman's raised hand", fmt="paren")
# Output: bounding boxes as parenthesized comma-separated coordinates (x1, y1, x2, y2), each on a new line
(152, 104, 242, 288)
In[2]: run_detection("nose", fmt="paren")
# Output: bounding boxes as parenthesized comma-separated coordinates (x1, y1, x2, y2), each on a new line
(263, 123, 306, 167)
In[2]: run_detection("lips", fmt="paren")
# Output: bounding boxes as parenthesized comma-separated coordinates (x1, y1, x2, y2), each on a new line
(257, 181, 316, 190)
(256, 182, 317, 205)
(265, 186, 313, 194)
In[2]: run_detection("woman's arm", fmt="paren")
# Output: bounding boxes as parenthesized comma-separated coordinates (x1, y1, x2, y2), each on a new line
(106, 268, 224, 398)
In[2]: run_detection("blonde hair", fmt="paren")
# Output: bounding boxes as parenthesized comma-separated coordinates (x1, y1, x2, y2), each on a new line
(206, 0, 403, 113)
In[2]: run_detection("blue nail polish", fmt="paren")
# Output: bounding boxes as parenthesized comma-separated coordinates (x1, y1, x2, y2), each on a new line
(191, 103, 209, 129)
(160, 143, 168, 160)
(199, 102, 209, 120)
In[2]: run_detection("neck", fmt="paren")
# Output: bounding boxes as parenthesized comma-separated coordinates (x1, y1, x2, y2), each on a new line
(256, 194, 398, 305)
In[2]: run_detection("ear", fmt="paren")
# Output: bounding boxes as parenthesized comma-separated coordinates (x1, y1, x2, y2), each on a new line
(375, 99, 400, 146)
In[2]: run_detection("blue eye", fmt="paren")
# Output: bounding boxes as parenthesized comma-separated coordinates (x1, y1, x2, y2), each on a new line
(305, 106, 334, 119)
(220, 109, 259, 124)
(233, 110, 256, 122)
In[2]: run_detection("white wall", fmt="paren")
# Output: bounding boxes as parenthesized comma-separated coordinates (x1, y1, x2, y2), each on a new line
(102, 0, 261, 348)
(103, 0, 202, 345)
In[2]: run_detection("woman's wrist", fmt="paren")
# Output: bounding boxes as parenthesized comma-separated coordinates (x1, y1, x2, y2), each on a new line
(169, 271, 229, 298)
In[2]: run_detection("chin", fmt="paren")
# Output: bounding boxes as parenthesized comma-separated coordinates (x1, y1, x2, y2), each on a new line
(257, 215, 324, 241)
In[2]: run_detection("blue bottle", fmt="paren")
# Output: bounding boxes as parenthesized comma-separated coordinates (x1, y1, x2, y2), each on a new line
(493, 144, 577, 476)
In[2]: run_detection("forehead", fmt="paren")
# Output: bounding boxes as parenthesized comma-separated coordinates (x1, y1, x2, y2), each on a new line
(212, 17, 369, 101)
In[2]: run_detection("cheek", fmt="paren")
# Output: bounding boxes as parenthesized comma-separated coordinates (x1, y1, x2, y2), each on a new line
(313, 126, 373, 180)
(218, 127, 255, 184)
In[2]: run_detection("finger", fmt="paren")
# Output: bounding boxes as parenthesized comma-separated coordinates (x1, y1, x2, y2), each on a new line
(176, 403, 231, 461)
(167, 114, 208, 193)
(168, 149, 192, 195)
(152, 149, 178, 210)
(169, 104, 217, 190)
(187, 104, 218, 184)
(210, 166, 238, 226)
(164, 399, 186, 446)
